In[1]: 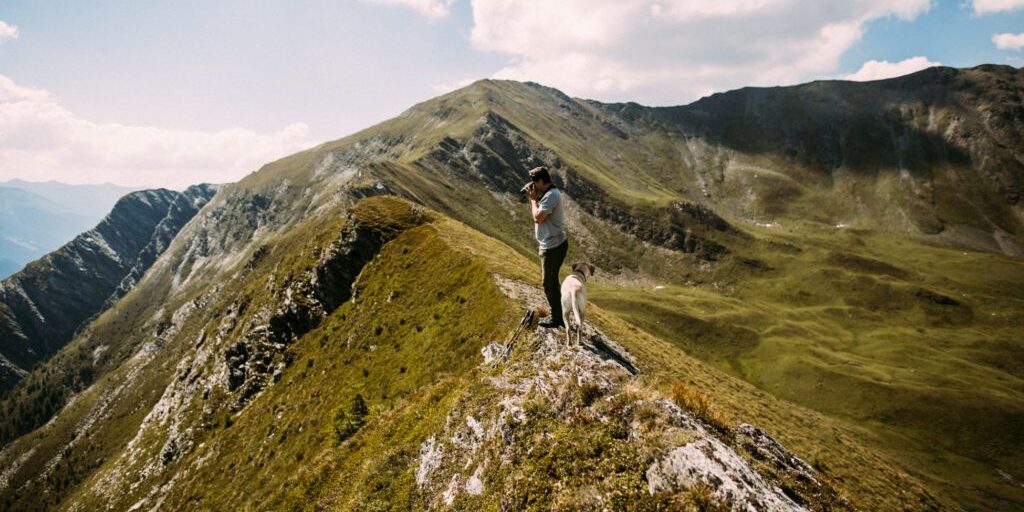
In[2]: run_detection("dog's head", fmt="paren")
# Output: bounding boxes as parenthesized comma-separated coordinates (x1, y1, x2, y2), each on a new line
(571, 262, 596, 278)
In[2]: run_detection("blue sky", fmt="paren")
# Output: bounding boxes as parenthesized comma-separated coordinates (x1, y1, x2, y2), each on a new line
(842, 0, 1023, 69)
(0, 0, 1021, 188)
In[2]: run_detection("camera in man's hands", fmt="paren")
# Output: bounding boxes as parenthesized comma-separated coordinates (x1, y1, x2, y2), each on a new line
(520, 181, 536, 198)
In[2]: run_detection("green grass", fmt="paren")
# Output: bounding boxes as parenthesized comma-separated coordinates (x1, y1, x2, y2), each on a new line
(0, 196, 993, 512)
(60, 214, 516, 510)
(591, 224, 1024, 511)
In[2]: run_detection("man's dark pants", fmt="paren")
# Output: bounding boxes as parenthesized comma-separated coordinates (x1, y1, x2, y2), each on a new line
(541, 240, 568, 324)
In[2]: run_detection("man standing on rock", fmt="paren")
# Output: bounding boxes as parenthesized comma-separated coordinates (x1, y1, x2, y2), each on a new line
(525, 166, 567, 329)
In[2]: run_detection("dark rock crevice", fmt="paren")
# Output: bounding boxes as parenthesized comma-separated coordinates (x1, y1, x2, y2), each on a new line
(562, 168, 732, 260)
(223, 205, 427, 409)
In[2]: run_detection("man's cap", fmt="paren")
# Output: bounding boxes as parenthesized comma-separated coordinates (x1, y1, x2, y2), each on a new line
(528, 166, 552, 183)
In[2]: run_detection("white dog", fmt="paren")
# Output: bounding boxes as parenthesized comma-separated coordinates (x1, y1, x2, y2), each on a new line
(561, 262, 595, 345)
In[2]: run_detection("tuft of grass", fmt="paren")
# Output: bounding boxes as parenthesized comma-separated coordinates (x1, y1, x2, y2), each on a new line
(672, 383, 730, 431)
(332, 394, 368, 446)
(671, 482, 731, 512)
(499, 403, 673, 512)
(577, 382, 604, 408)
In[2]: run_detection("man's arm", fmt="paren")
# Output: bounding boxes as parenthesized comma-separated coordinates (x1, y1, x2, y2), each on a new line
(531, 197, 551, 224)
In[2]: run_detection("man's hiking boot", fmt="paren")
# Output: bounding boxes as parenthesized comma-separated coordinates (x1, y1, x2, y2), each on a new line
(538, 320, 564, 329)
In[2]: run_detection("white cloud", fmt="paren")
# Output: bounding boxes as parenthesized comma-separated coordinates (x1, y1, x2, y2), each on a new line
(993, 32, 1024, 50)
(466, 0, 933, 105)
(649, 0, 787, 22)
(0, 21, 19, 43)
(0, 75, 49, 102)
(844, 56, 941, 81)
(0, 74, 314, 189)
(362, 0, 455, 19)
(969, 0, 1024, 14)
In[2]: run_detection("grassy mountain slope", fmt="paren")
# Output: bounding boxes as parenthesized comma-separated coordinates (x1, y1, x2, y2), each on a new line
(0, 67, 1021, 511)
(610, 65, 1024, 255)
(592, 225, 1024, 509)
(0, 197, 919, 511)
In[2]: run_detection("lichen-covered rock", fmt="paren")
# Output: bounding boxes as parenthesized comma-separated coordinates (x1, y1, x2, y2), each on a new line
(734, 424, 820, 488)
(646, 437, 805, 511)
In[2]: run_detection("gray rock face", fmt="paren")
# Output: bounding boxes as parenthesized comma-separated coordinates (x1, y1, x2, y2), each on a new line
(646, 437, 805, 511)
(0, 184, 218, 395)
(103, 185, 221, 308)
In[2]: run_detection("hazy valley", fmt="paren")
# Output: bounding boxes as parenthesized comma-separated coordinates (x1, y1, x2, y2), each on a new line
(0, 181, 140, 279)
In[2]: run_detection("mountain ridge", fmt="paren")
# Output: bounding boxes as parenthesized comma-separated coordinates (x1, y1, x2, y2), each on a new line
(0, 187, 95, 279)
(253, 65, 1022, 259)
(0, 180, 143, 278)
(0, 184, 218, 395)
(0, 66, 1021, 511)
(590, 64, 1023, 253)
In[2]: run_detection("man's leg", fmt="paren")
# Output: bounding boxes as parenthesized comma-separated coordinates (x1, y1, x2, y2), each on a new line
(541, 240, 568, 325)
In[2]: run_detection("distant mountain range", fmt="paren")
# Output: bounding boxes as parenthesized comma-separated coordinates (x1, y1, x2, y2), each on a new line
(0, 66, 1021, 511)
(0, 185, 218, 392)
(0, 180, 140, 278)
(0, 180, 141, 218)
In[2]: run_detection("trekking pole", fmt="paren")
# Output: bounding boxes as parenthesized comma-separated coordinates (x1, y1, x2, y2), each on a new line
(492, 309, 534, 368)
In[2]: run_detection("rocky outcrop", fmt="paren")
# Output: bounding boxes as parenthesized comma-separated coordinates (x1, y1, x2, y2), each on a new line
(423, 111, 553, 195)
(415, 277, 842, 510)
(646, 436, 803, 510)
(0, 184, 218, 395)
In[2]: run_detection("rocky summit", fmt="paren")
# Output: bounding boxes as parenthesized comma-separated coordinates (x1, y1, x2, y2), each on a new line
(0, 66, 1021, 511)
